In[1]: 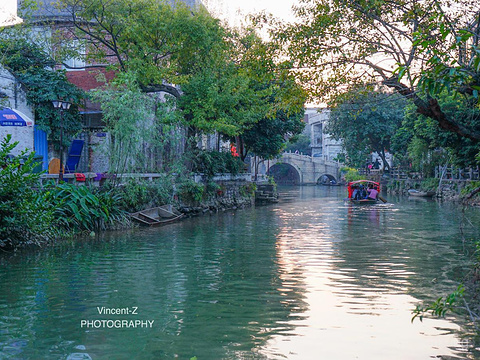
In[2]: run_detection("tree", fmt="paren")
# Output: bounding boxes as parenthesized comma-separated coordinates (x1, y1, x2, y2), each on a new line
(227, 28, 307, 160)
(90, 72, 181, 175)
(19, 0, 307, 165)
(55, 0, 303, 153)
(326, 88, 407, 170)
(285, 134, 311, 155)
(270, 0, 480, 142)
(0, 38, 84, 151)
(56, 0, 228, 98)
(391, 92, 480, 175)
(242, 107, 305, 160)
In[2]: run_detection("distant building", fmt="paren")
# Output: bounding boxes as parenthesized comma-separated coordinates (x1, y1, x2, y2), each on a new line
(304, 108, 343, 162)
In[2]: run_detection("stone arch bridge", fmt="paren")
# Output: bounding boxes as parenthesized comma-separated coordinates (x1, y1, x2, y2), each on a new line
(254, 153, 342, 185)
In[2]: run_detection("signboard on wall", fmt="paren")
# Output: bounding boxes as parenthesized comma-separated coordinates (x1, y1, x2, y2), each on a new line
(0, 108, 35, 156)
(0, 108, 33, 127)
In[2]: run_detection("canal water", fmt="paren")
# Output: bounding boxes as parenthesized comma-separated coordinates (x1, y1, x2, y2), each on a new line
(1, 186, 480, 360)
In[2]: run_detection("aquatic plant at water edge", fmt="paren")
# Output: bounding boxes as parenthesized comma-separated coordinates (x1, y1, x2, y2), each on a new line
(239, 183, 257, 197)
(50, 183, 128, 231)
(411, 285, 465, 322)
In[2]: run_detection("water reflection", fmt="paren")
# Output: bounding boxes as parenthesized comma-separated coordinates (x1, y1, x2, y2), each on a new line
(0, 186, 479, 359)
(260, 187, 478, 359)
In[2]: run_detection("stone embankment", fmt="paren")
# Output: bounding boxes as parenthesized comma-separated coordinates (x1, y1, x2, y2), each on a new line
(386, 178, 480, 206)
(178, 180, 255, 217)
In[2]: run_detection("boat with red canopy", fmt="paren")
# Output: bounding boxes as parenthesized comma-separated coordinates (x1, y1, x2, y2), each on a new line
(346, 180, 382, 204)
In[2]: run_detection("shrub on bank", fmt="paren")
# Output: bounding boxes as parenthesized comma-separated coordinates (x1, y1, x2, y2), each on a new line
(341, 167, 364, 182)
(50, 183, 129, 232)
(178, 179, 205, 204)
(0, 137, 132, 249)
(110, 177, 175, 212)
(190, 150, 245, 179)
(0, 136, 57, 249)
(421, 178, 439, 191)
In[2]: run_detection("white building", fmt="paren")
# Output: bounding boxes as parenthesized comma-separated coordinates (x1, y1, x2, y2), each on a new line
(304, 108, 343, 162)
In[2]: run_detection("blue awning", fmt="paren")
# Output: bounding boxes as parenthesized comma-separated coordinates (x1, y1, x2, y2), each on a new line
(0, 108, 33, 127)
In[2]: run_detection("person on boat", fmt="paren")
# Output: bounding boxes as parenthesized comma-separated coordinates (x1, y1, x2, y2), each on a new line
(356, 185, 367, 200)
(367, 184, 378, 200)
(351, 185, 359, 199)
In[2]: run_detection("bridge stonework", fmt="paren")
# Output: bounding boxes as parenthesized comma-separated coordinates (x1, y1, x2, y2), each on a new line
(255, 153, 341, 185)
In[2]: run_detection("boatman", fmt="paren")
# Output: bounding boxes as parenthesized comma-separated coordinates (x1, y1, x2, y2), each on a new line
(367, 184, 378, 200)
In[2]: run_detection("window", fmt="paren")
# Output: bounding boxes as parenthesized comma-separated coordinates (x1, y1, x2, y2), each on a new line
(64, 41, 86, 71)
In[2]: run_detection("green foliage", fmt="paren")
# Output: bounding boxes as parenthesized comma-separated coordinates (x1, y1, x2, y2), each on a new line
(267, 176, 278, 192)
(50, 183, 127, 232)
(284, 134, 311, 155)
(112, 177, 175, 212)
(342, 167, 364, 182)
(68, 0, 224, 89)
(327, 88, 407, 170)
(461, 181, 480, 196)
(239, 183, 257, 198)
(178, 179, 205, 204)
(412, 285, 465, 322)
(271, 0, 480, 143)
(0, 135, 56, 249)
(242, 105, 305, 160)
(179, 62, 265, 137)
(91, 73, 181, 174)
(421, 178, 440, 192)
(189, 150, 245, 179)
(179, 29, 306, 153)
(0, 38, 84, 149)
(411, 10, 480, 99)
(391, 92, 480, 174)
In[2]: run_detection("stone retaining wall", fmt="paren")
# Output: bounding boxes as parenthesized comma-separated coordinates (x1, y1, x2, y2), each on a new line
(386, 178, 480, 205)
(178, 180, 255, 217)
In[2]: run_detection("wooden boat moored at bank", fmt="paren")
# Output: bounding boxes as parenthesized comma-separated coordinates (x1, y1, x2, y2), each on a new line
(130, 205, 183, 226)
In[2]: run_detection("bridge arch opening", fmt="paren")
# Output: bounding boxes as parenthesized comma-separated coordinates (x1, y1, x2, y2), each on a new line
(317, 174, 338, 185)
(268, 163, 301, 185)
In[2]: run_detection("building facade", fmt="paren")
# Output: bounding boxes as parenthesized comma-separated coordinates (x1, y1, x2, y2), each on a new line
(304, 107, 343, 162)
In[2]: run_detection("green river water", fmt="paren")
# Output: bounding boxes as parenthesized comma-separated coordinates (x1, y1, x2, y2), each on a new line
(1, 186, 480, 360)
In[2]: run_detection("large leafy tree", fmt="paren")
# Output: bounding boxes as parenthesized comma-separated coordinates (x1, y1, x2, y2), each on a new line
(228, 28, 307, 159)
(56, 0, 225, 96)
(326, 88, 407, 170)
(55, 0, 304, 153)
(391, 93, 480, 174)
(270, 0, 480, 142)
(242, 106, 305, 160)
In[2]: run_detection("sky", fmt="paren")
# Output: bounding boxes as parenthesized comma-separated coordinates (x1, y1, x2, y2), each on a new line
(203, 0, 299, 27)
(0, 0, 21, 26)
(0, 0, 298, 27)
